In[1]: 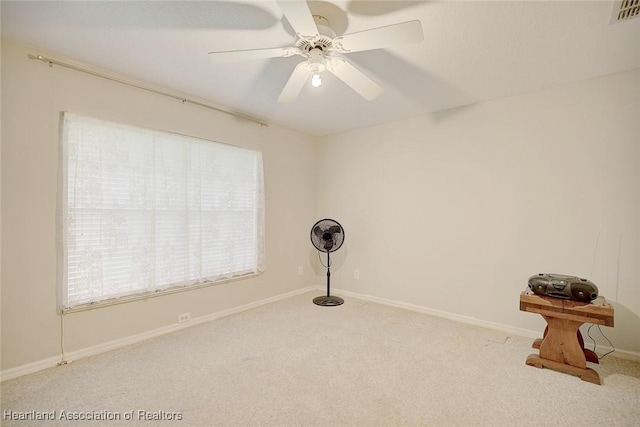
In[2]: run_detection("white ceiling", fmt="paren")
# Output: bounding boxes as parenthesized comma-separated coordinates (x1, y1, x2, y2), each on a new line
(2, 1, 639, 136)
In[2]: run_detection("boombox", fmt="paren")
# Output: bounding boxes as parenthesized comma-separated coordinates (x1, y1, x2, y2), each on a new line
(528, 273, 599, 302)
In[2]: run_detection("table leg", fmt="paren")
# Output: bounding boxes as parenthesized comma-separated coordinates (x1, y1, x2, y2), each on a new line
(538, 316, 586, 367)
(526, 316, 601, 384)
(532, 325, 599, 363)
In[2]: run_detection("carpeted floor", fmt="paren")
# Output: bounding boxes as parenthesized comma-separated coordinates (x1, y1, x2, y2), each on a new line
(2, 291, 639, 426)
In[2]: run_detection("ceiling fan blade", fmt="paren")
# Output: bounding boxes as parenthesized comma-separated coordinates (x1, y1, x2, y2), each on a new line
(276, 0, 319, 39)
(208, 46, 299, 63)
(327, 57, 383, 101)
(278, 61, 311, 103)
(333, 20, 424, 53)
(347, 1, 421, 17)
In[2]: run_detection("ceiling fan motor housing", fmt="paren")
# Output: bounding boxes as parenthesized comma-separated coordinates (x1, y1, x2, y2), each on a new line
(295, 15, 335, 56)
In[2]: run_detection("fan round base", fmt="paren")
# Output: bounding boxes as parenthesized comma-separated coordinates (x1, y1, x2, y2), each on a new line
(313, 295, 344, 306)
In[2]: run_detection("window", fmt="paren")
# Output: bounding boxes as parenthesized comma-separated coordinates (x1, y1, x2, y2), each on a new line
(58, 113, 265, 309)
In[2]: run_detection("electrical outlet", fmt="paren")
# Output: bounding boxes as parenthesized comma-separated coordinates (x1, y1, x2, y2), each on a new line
(298, 266, 304, 275)
(177, 312, 191, 323)
(354, 269, 360, 279)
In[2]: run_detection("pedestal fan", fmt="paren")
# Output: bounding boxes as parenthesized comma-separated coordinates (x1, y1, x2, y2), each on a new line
(310, 218, 345, 306)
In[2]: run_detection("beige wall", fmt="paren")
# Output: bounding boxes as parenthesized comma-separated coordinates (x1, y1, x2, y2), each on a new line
(1, 40, 318, 372)
(317, 70, 640, 355)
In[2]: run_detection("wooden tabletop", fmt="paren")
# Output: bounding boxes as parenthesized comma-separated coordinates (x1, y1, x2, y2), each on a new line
(520, 288, 614, 327)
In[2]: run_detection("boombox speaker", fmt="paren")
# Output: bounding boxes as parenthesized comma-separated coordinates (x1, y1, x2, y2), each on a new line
(528, 273, 598, 302)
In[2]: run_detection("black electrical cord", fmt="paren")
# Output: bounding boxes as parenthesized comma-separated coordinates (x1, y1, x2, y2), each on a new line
(587, 324, 616, 359)
(317, 251, 331, 268)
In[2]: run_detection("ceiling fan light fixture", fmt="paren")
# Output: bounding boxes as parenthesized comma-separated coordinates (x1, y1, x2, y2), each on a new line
(311, 74, 322, 87)
(307, 48, 326, 74)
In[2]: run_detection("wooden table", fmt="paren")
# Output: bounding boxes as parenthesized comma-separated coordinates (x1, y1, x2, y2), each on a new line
(520, 289, 614, 384)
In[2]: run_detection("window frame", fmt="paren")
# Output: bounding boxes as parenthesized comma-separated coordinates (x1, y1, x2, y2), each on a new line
(57, 112, 265, 312)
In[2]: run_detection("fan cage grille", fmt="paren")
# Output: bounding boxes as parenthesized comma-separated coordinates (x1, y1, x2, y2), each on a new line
(310, 219, 345, 253)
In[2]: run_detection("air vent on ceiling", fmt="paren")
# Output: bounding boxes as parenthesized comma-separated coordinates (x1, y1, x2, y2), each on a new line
(610, 0, 640, 24)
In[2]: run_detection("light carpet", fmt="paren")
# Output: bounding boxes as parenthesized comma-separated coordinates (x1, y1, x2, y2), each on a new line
(2, 291, 639, 426)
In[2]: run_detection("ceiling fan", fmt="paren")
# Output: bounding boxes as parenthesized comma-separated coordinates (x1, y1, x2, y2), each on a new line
(208, 1, 424, 102)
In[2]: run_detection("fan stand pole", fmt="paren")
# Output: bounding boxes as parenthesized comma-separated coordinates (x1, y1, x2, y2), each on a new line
(313, 251, 344, 306)
(326, 251, 331, 297)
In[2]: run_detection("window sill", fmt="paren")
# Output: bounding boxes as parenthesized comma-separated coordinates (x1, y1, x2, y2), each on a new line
(60, 271, 262, 314)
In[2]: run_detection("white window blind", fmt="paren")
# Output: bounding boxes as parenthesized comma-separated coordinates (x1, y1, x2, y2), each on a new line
(58, 113, 265, 309)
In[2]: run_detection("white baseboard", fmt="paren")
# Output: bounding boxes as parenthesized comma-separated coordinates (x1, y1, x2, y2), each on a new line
(0, 356, 64, 383)
(330, 286, 640, 363)
(0, 286, 317, 382)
